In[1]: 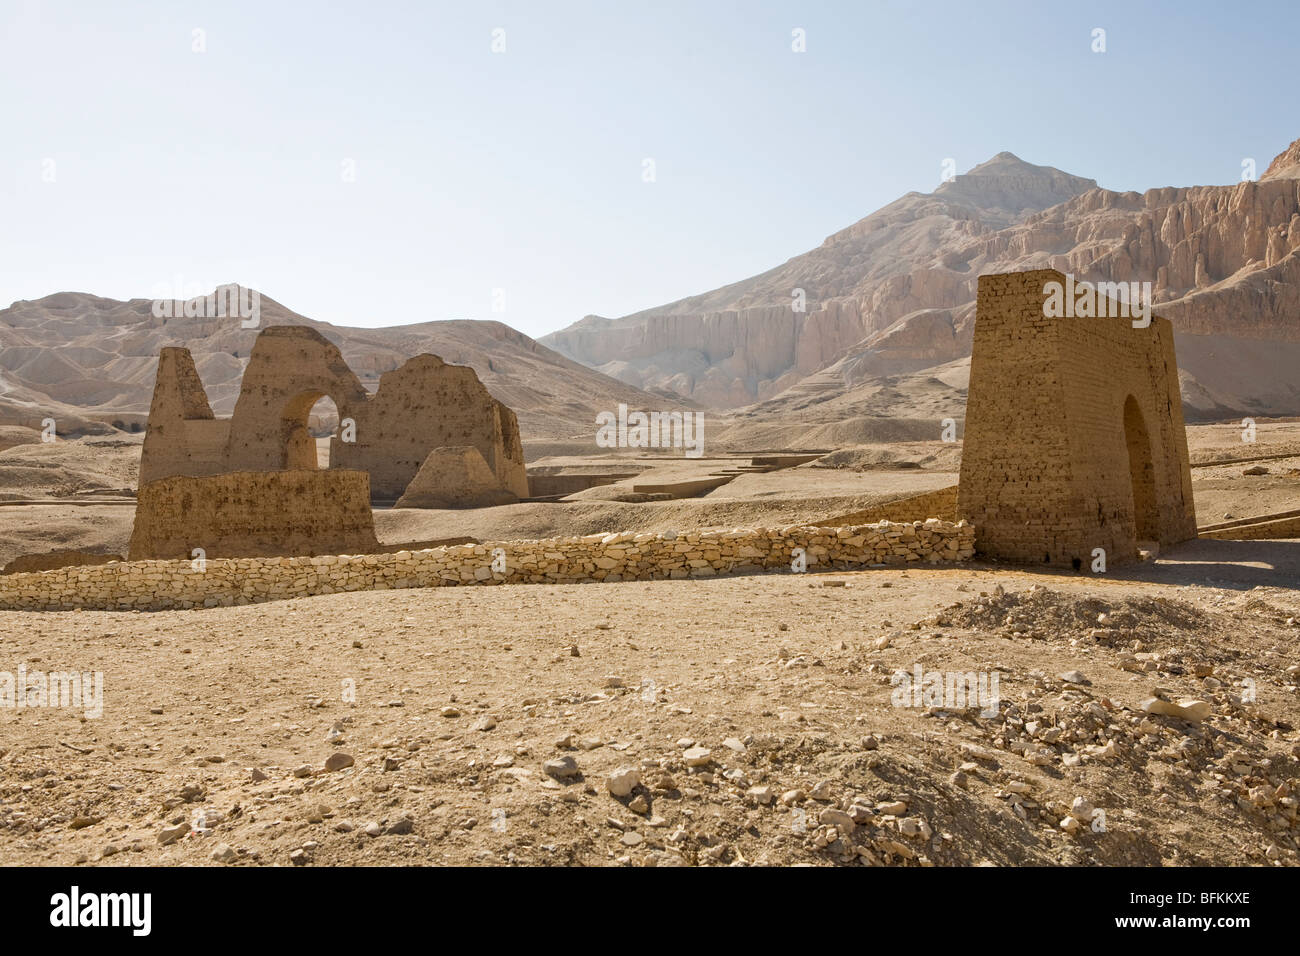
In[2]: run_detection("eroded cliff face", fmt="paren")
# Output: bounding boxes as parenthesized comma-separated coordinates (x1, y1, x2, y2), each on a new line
(544, 139, 1300, 416)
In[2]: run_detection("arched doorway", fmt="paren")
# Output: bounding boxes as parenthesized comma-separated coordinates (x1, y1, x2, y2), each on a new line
(1123, 395, 1159, 543)
(280, 391, 341, 470)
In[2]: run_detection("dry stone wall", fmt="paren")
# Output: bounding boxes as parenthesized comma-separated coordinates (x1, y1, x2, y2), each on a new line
(0, 520, 974, 611)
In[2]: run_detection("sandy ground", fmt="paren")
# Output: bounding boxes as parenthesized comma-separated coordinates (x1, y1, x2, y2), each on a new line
(0, 543, 1297, 867)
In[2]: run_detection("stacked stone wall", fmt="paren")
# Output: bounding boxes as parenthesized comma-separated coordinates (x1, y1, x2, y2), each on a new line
(0, 520, 975, 611)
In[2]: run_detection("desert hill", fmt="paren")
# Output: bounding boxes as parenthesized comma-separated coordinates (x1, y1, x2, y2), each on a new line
(542, 139, 1300, 419)
(0, 290, 683, 441)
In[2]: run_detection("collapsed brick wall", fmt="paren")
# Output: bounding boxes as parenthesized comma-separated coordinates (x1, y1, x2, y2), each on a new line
(2, 520, 975, 611)
(136, 326, 528, 503)
(330, 354, 529, 500)
(957, 269, 1196, 567)
(128, 470, 380, 560)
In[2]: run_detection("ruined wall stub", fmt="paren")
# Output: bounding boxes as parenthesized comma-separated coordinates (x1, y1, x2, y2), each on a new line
(331, 353, 529, 500)
(137, 325, 528, 503)
(138, 347, 227, 486)
(129, 470, 379, 560)
(957, 269, 1196, 568)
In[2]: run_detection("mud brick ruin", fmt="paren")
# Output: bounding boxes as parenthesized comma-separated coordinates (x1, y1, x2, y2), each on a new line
(129, 470, 380, 560)
(957, 269, 1197, 567)
(130, 325, 528, 559)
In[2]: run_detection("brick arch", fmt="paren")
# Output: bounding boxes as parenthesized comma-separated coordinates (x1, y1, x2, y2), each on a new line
(224, 326, 369, 472)
(281, 389, 343, 470)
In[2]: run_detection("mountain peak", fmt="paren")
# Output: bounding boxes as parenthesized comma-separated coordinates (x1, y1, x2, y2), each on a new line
(933, 151, 1098, 220)
(1262, 135, 1300, 181)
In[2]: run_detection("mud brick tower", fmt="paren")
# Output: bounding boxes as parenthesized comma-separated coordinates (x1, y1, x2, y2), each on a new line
(957, 269, 1197, 568)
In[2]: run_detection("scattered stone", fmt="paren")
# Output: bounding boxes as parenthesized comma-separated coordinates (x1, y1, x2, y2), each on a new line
(211, 843, 238, 864)
(363, 821, 382, 837)
(820, 808, 855, 831)
(157, 823, 189, 846)
(628, 795, 649, 815)
(683, 746, 712, 767)
(1068, 796, 1095, 822)
(898, 817, 932, 840)
(1059, 670, 1090, 685)
(543, 756, 581, 781)
(470, 715, 498, 732)
(808, 779, 835, 801)
(324, 752, 354, 772)
(1141, 697, 1212, 723)
(607, 767, 640, 798)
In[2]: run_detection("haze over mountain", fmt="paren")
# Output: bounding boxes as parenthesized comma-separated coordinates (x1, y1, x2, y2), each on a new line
(0, 291, 680, 441)
(543, 139, 1300, 420)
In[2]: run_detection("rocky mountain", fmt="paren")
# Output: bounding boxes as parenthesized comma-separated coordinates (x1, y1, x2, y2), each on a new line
(0, 290, 682, 441)
(543, 139, 1300, 419)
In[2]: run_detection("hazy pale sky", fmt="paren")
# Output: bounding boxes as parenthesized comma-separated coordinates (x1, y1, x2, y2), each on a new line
(2, 0, 1295, 337)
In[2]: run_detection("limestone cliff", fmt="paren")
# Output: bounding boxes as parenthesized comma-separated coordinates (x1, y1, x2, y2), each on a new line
(543, 139, 1300, 418)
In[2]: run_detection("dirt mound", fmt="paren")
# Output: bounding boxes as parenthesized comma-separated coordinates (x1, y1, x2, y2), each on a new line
(941, 584, 1208, 644)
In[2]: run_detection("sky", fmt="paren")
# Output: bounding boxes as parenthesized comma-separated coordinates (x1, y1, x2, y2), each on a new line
(2, 0, 1296, 338)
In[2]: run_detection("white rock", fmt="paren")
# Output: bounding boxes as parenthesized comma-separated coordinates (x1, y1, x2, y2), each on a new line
(607, 767, 640, 798)
(1141, 697, 1212, 722)
(683, 746, 712, 767)
(1068, 796, 1095, 822)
